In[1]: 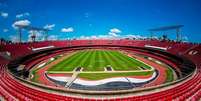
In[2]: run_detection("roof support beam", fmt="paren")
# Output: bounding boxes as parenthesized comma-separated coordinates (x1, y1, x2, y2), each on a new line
(148, 25, 184, 42)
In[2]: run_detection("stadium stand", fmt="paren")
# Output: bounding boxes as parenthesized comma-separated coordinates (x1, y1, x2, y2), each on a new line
(0, 40, 200, 100)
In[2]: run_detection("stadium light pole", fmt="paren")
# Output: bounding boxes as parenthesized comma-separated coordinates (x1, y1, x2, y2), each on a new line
(44, 30, 49, 41)
(148, 25, 184, 42)
(31, 30, 36, 42)
(150, 31, 154, 39)
(176, 28, 181, 42)
(18, 28, 22, 43)
(15, 25, 50, 42)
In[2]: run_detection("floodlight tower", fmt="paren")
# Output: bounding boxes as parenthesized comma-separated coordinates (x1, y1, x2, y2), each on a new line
(176, 28, 181, 42)
(44, 30, 49, 41)
(150, 31, 154, 39)
(15, 25, 26, 43)
(30, 30, 36, 42)
(18, 28, 22, 43)
(148, 25, 184, 42)
(15, 25, 50, 43)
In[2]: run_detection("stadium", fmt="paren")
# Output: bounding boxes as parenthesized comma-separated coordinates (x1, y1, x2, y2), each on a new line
(0, 0, 201, 101)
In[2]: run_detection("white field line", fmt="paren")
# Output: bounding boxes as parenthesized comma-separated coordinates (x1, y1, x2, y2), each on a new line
(119, 51, 143, 70)
(127, 55, 155, 70)
(48, 50, 154, 74)
(47, 69, 154, 74)
(134, 58, 155, 70)
(119, 51, 154, 70)
(47, 72, 157, 86)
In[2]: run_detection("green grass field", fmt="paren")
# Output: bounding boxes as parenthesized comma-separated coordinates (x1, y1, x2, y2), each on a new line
(48, 50, 152, 71)
(31, 49, 175, 81)
(78, 71, 154, 80)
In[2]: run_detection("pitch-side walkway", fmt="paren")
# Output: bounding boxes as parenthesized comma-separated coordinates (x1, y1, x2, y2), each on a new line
(47, 69, 153, 74)
(35, 52, 76, 86)
(65, 72, 79, 88)
(130, 54, 167, 87)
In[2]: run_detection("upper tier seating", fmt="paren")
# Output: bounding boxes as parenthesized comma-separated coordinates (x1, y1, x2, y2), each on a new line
(0, 40, 200, 100)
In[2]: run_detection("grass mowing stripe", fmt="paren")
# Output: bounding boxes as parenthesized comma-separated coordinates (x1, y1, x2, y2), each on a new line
(113, 51, 142, 70)
(107, 50, 143, 70)
(97, 50, 105, 71)
(48, 50, 146, 72)
(104, 51, 125, 70)
(66, 50, 91, 70)
(101, 50, 118, 69)
(95, 50, 101, 69)
(86, 50, 98, 71)
(79, 50, 92, 69)
(81, 50, 94, 71)
(116, 51, 141, 66)
(111, 51, 139, 69)
(116, 51, 151, 70)
(98, 50, 109, 68)
(98, 50, 107, 69)
(48, 51, 84, 71)
(166, 67, 174, 82)
(106, 50, 130, 70)
(68, 50, 90, 68)
(82, 50, 94, 70)
(93, 50, 103, 71)
(95, 50, 104, 71)
(52, 50, 88, 71)
(79, 71, 154, 80)
(57, 51, 87, 71)
(91, 50, 100, 70)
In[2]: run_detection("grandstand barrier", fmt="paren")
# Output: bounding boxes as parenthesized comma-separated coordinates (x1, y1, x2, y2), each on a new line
(144, 45, 167, 50)
(0, 40, 200, 100)
(32, 45, 55, 51)
(7, 45, 196, 95)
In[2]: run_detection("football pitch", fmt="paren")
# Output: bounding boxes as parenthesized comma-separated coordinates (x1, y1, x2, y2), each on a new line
(48, 49, 152, 72)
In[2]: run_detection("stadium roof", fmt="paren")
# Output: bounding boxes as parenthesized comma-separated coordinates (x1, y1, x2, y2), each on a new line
(148, 25, 184, 31)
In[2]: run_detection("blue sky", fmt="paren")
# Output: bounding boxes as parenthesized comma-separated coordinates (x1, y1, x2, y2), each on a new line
(0, 0, 201, 42)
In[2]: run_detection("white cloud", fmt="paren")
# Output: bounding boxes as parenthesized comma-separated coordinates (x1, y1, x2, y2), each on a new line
(108, 28, 121, 37)
(97, 35, 113, 39)
(12, 20, 31, 29)
(110, 28, 121, 33)
(78, 34, 149, 40)
(16, 12, 30, 18)
(9, 35, 19, 42)
(79, 34, 120, 40)
(124, 34, 148, 39)
(3, 29, 8, 32)
(43, 24, 55, 30)
(16, 14, 23, 18)
(24, 12, 30, 16)
(79, 35, 99, 40)
(91, 35, 98, 39)
(108, 32, 118, 37)
(182, 36, 188, 41)
(61, 27, 74, 33)
(48, 35, 58, 40)
(1, 12, 8, 18)
(79, 36, 90, 40)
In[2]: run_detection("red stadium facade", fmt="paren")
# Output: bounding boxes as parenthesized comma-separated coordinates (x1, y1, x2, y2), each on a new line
(0, 39, 200, 101)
